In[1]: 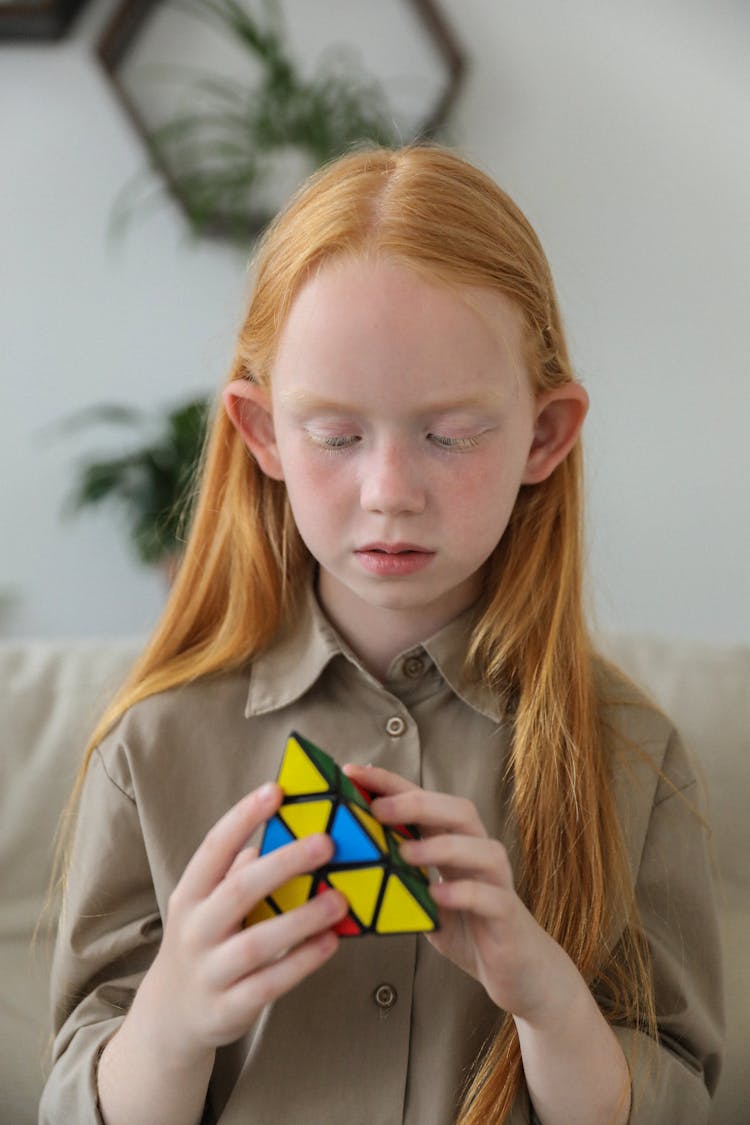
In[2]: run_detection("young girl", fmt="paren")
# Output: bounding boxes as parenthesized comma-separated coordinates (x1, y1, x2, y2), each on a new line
(41, 145, 722, 1125)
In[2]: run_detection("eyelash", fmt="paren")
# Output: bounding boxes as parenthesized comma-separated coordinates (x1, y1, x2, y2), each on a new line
(316, 435, 359, 449)
(428, 434, 481, 451)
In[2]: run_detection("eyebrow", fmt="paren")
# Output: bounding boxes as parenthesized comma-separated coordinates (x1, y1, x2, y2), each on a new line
(276, 389, 507, 413)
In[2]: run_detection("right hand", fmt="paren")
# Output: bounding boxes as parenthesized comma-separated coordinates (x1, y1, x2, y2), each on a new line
(138, 781, 348, 1067)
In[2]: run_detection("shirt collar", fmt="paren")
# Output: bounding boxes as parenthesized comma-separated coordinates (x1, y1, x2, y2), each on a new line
(420, 608, 509, 723)
(244, 586, 342, 717)
(245, 584, 509, 724)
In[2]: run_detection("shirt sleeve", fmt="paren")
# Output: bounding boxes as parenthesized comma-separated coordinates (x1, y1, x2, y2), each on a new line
(610, 728, 725, 1124)
(39, 746, 163, 1124)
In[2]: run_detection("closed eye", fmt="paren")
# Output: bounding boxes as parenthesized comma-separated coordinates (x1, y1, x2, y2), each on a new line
(428, 433, 482, 450)
(307, 432, 361, 450)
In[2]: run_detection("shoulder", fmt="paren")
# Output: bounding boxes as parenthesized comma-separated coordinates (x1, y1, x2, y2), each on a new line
(93, 665, 253, 799)
(591, 653, 702, 888)
(592, 653, 697, 797)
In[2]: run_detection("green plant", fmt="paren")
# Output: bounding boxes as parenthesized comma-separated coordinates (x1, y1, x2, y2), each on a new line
(118, 0, 406, 240)
(58, 397, 211, 567)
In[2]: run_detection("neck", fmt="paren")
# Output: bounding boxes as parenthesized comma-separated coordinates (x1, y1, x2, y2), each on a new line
(315, 572, 481, 681)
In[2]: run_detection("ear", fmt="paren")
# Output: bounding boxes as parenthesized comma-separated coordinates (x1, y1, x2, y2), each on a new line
(521, 383, 589, 485)
(223, 379, 285, 481)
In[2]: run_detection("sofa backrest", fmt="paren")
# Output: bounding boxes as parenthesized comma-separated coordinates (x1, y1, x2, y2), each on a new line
(0, 639, 140, 1125)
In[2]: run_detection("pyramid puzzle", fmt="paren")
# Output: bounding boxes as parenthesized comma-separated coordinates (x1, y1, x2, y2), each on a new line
(245, 731, 439, 936)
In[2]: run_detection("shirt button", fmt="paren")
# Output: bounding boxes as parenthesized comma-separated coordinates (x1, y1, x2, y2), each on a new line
(385, 715, 406, 737)
(403, 655, 425, 679)
(373, 983, 397, 1010)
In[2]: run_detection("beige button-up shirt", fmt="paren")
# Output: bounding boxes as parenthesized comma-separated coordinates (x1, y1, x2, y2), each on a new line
(40, 591, 723, 1124)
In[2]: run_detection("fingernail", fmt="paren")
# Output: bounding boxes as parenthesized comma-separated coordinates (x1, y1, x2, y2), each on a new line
(258, 782, 277, 800)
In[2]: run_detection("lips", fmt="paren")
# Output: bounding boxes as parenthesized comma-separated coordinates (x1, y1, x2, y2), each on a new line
(358, 542, 431, 554)
(354, 543, 435, 576)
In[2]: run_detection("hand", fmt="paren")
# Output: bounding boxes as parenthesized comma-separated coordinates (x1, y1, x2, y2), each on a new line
(139, 782, 349, 1067)
(343, 763, 576, 1024)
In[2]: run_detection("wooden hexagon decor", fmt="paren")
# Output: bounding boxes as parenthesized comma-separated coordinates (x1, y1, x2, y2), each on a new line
(97, 0, 467, 241)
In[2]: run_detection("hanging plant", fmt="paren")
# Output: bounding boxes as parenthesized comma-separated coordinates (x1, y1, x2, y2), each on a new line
(113, 0, 408, 241)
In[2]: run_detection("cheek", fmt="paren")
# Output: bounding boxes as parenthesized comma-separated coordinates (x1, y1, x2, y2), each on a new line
(451, 454, 522, 503)
(444, 457, 525, 539)
(278, 444, 350, 521)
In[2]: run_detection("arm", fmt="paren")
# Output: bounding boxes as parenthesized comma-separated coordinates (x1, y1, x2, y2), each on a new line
(41, 750, 348, 1125)
(345, 743, 723, 1125)
(513, 958, 631, 1125)
(346, 763, 630, 1125)
(97, 782, 347, 1125)
(599, 728, 724, 1123)
(511, 727, 724, 1125)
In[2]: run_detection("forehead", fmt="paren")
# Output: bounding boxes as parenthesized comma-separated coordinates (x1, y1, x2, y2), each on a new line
(271, 255, 529, 403)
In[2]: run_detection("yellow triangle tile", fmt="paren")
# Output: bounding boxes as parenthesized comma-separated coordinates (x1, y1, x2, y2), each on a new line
(280, 799, 333, 839)
(278, 735, 330, 796)
(376, 874, 435, 933)
(271, 874, 314, 913)
(328, 867, 384, 927)
(351, 804, 387, 853)
(245, 898, 276, 927)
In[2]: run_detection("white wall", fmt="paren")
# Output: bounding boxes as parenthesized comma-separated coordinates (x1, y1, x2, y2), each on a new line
(1, 0, 748, 643)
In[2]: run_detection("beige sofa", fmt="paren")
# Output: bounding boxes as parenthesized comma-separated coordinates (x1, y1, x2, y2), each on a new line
(1, 634, 747, 1123)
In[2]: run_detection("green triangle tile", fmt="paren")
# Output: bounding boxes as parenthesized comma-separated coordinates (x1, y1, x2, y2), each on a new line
(387, 830, 411, 868)
(337, 771, 373, 813)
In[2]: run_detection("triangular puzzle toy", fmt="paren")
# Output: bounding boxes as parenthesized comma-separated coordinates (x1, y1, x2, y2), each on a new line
(246, 731, 439, 936)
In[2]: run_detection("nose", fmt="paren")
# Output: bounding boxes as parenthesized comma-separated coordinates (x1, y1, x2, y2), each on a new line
(359, 440, 426, 516)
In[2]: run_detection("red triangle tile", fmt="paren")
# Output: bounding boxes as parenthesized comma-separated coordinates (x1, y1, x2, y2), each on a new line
(333, 912, 362, 936)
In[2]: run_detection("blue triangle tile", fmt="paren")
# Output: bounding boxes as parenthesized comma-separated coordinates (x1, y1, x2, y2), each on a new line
(330, 804, 381, 864)
(260, 815, 296, 856)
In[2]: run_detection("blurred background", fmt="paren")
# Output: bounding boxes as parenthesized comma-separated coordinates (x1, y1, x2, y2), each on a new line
(1, 0, 748, 644)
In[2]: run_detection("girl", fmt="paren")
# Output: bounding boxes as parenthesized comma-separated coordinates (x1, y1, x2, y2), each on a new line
(41, 145, 722, 1125)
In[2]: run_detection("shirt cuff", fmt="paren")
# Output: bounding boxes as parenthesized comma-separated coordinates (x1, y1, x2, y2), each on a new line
(613, 1026, 711, 1124)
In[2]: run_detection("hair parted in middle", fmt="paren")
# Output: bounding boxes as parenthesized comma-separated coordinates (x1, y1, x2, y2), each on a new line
(77, 144, 656, 1124)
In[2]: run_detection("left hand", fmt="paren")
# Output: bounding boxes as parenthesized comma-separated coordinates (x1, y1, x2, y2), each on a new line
(343, 762, 574, 1023)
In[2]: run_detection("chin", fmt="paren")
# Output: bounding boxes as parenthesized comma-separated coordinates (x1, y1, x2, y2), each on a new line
(351, 583, 445, 614)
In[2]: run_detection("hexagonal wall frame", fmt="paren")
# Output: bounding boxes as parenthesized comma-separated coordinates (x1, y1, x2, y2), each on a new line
(97, 0, 467, 240)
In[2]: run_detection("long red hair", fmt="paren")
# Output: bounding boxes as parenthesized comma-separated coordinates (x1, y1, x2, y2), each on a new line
(63, 145, 655, 1121)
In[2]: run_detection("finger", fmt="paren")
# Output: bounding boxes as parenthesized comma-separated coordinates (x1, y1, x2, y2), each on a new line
(430, 877, 514, 919)
(198, 831, 335, 941)
(225, 845, 259, 879)
(399, 835, 513, 888)
(178, 783, 283, 903)
(342, 763, 417, 798)
(207, 890, 348, 989)
(371, 790, 486, 838)
(219, 928, 340, 1026)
